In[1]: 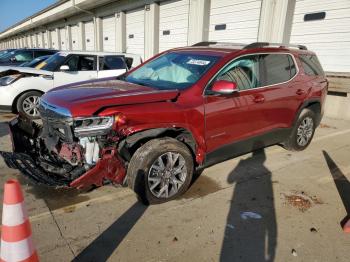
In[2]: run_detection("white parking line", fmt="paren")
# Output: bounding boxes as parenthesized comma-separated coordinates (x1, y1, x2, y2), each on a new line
(29, 190, 133, 222)
(313, 129, 350, 142)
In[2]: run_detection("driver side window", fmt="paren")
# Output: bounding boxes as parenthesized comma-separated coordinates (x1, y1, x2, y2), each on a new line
(216, 55, 261, 91)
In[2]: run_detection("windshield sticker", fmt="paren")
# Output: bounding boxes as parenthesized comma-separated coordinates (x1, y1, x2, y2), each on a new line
(187, 59, 211, 66)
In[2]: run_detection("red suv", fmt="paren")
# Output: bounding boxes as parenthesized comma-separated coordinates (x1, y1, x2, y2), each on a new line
(4, 42, 327, 204)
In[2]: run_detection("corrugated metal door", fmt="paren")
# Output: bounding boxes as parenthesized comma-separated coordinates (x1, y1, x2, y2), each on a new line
(290, 0, 350, 72)
(21, 37, 26, 48)
(59, 27, 67, 50)
(31, 35, 35, 47)
(26, 35, 31, 47)
(209, 0, 262, 43)
(43, 32, 49, 48)
(50, 30, 58, 49)
(102, 16, 116, 51)
(37, 33, 43, 48)
(84, 20, 95, 51)
(126, 8, 145, 58)
(71, 24, 80, 50)
(159, 0, 189, 52)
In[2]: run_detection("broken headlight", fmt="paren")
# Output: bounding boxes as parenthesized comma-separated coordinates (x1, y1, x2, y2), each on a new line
(73, 116, 114, 137)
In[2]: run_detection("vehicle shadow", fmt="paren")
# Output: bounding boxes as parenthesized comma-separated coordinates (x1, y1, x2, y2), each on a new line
(221, 149, 277, 262)
(73, 201, 147, 262)
(322, 150, 350, 227)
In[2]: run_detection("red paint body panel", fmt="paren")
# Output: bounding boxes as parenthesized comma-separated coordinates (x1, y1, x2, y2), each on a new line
(35, 46, 327, 188)
(70, 148, 126, 188)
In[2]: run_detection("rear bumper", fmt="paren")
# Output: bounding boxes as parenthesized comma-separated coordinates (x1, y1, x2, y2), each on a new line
(2, 117, 126, 189)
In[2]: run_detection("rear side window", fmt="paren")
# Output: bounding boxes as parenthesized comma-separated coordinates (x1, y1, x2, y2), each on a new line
(99, 56, 127, 70)
(262, 54, 296, 86)
(300, 54, 324, 76)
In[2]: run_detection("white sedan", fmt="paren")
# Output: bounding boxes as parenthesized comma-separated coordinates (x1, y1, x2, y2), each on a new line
(0, 51, 142, 119)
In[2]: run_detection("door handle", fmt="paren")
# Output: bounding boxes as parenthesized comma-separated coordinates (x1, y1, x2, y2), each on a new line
(296, 89, 305, 95)
(253, 96, 265, 103)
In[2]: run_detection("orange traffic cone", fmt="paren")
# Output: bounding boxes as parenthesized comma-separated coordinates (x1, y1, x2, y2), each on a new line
(0, 179, 39, 262)
(343, 218, 350, 233)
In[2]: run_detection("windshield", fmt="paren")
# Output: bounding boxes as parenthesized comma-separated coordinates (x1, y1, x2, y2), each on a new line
(125, 52, 219, 90)
(39, 53, 67, 71)
(21, 56, 50, 68)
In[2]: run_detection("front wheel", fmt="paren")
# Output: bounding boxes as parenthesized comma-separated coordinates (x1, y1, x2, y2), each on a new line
(283, 108, 316, 151)
(16, 91, 42, 120)
(127, 137, 194, 205)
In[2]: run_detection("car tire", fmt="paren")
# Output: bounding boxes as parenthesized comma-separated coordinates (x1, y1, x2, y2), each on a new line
(127, 137, 194, 205)
(283, 108, 316, 151)
(16, 91, 42, 120)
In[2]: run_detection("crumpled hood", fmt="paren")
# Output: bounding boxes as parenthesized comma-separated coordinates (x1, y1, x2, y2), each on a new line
(0, 67, 53, 77)
(42, 78, 180, 117)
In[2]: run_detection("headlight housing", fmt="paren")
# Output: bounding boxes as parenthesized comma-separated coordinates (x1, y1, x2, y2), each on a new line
(0, 74, 21, 86)
(73, 116, 114, 137)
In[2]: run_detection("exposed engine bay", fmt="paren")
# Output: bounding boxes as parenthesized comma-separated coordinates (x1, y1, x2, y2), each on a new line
(6, 103, 126, 189)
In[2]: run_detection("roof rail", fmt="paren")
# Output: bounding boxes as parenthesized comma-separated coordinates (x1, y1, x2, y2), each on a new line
(244, 42, 307, 50)
(192, 41, 218, 46)
(192, 41, 247, 48)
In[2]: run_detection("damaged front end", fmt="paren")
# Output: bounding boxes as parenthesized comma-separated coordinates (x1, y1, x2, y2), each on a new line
(5, 101, 126, 189)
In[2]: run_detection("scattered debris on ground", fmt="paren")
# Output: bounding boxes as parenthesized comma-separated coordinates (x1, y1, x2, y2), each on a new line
(291, 249, 298, 257)
(310, 227, 318, 233)
(320, 123, 336, 129)
(173, 237, 178, 242)
(283, 191, 323, 212)
(240, 211, 262, 220)
(226, 224, 235, 229)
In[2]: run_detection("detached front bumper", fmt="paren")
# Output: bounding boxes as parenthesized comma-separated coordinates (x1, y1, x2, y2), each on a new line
(2, 117, 126, 189)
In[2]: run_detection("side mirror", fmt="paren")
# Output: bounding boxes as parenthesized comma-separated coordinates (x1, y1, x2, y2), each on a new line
(60, 65, 70, 71)
(211, 80, 238, 95)
(10, 57, 17, 62)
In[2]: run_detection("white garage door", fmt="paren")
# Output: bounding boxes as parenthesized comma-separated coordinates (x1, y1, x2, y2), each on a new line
(71, 24, 80, 50)
(102, 16, 116, 52)
(37, 33, 43, 48)
(26, 35, 31, 47)
(290, 0, 350, 72)
(59, 27, 67, 50)
(50, 30, 58, 49)
(126, 8, 145, 58)
(30, 35, 35, 47)
(209, 0, 262, 43)
(21, 37, 26, 48)
(43, 32, 49, 48)
(84, 20, 95, 51)
(159, 0, 189, 52)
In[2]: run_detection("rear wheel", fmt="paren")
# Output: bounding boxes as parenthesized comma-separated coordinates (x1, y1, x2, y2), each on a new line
(127, 137, 194, 205)
(283, 108, 316, 151)
(16, 91, 42, 120)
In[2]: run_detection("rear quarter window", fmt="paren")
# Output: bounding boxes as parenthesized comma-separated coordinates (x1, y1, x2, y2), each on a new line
(99, 56, 127, 70)
(299, 54, 324, 76)
(262, 54, 296, 86)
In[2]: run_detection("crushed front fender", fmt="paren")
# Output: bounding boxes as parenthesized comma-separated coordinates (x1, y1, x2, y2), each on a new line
(1, 116, 127, 189)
